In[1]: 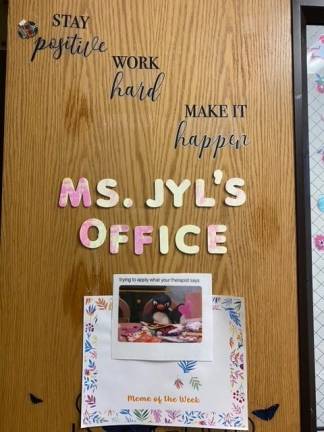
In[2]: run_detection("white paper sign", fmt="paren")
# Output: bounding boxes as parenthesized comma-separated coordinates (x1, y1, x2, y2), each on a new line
(81, 295, 248, 430)
(112, 273, 213, 361)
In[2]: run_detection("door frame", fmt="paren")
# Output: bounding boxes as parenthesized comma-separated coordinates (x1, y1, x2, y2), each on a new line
(292, 1, 324, 431)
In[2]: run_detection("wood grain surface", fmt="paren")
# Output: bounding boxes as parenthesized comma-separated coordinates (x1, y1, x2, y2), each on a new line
(0, 0, 300, 431)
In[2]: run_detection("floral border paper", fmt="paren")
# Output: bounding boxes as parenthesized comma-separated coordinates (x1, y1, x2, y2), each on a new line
(81, 295, 248, 430)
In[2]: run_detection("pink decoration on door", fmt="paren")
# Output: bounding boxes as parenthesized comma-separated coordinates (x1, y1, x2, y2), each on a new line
(59, 177, 92, 208)
(314, 234, 324, 251)
(134, 226, 153, 255)
(110, 225, 129, 254)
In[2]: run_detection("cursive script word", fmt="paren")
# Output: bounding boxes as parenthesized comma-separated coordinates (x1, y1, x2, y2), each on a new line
(110, 71, 165, 101)
(174, 120, 248, 159)
(30, 34, 107, 62)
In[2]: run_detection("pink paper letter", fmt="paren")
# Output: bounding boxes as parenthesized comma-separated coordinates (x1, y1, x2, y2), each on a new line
(79, 218, 106, 249)
(134, 226, 153, 255)
(110, 225, 129, 254)
(59, 177, 92, 208)
(207, 225, 227, 254)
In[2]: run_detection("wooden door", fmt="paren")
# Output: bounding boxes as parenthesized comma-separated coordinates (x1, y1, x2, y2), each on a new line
(0, 1, 300, 431)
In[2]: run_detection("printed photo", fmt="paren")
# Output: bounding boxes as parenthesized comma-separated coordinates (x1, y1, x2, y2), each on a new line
(118, 285, 203, 343)
(112, 274, 213, 361)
